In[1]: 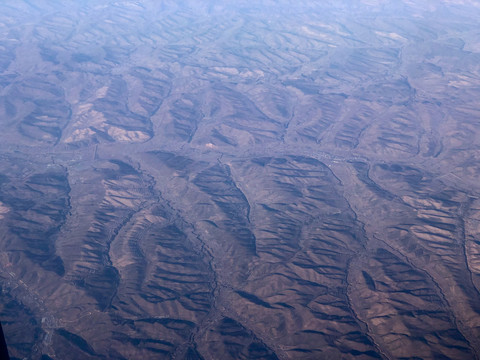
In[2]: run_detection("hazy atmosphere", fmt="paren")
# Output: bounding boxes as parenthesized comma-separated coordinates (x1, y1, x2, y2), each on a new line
(1, 0, 480, 359)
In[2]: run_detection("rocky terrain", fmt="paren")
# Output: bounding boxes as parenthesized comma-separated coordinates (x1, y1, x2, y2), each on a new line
(1, 0, 480, 359)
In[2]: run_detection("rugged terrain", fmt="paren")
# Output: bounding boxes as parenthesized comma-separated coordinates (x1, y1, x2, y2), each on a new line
(1, 0, 480, 359)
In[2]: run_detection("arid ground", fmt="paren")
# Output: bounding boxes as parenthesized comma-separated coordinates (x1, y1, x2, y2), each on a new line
(1, 1, 480, 359)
